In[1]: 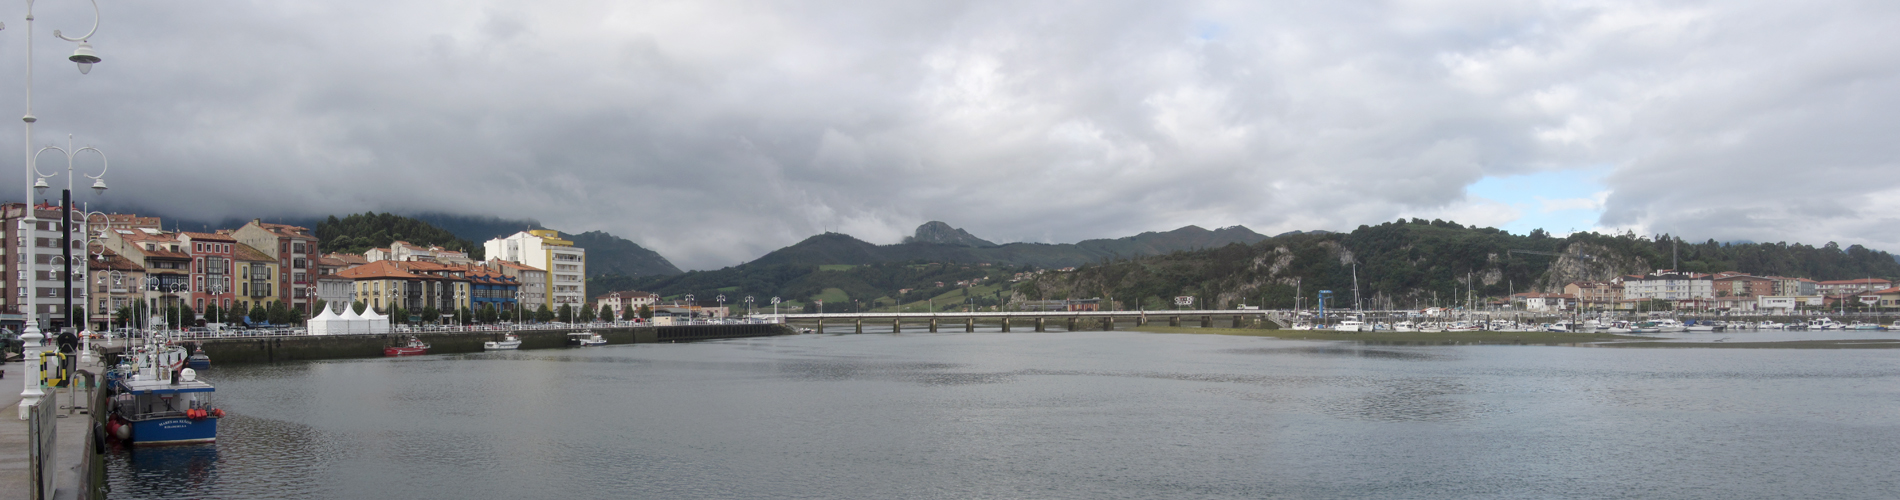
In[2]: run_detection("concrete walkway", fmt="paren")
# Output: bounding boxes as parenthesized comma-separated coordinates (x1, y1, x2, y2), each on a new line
(0, 354, 105, 500)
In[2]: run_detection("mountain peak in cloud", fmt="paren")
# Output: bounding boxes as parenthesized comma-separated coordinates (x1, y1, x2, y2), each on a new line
(902, 221, 997, 247)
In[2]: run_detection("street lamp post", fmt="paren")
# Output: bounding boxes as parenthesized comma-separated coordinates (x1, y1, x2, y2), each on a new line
(684, 294, 695, 323)
(771, 296, 780, 322)
(12, 0, 107, 420)
(716, 294, 725, 321)
(744, 295, 755, 319)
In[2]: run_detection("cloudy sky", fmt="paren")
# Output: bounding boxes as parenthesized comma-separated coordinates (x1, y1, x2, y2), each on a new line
(3, 0, 1897, 269)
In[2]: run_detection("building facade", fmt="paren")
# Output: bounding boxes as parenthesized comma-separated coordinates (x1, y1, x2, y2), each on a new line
(1816, 278, 1891, 296)
(86, 244, 145, 331)
(1563, 281, 1623, 308)
(1713, 274, 1775, 299)
(594, 290, 659, 318)
(1, 203, 89, 329)
(233, 242, 279, 321)
(486, 259, 548, 311)
(484, 230, 585, 310)
(1622, 270, 1713, 301)
(231, 219, 320, 314)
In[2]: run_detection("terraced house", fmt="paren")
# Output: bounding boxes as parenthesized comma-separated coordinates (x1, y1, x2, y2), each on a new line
(232, 219, 322, 315)
(233, 242, 278, 320)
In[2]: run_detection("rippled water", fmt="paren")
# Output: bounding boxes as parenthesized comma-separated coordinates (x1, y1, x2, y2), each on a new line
(106, 331, 1900, 499)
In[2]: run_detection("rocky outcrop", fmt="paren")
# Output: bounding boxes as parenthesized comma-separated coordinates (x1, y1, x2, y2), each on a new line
(1533, 242, 1650, 292)
(903, 221, 997, 247)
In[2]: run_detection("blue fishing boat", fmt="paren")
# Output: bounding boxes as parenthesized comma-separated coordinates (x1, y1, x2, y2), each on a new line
(106, 337, 223, 446)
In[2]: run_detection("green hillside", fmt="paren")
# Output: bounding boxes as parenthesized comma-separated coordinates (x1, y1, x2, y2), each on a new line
(317, 212, 481, 259)
(1017, 219, 1900, 311)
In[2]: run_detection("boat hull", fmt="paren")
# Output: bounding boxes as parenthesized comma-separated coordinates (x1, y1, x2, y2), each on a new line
(125, 416, 219, 446)
(384, 347, 428, 356)
(483, 341, 521, 350)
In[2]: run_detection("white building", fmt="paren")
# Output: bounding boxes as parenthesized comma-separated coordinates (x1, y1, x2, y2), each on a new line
(484, 230, 584, 310)
(1622, 270, 1713, 301)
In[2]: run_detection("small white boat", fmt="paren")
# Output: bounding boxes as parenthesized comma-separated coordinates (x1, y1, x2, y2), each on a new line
(1809, 318, 1841, 330)
(1333, 320, 1368, 332)
(568, 331, 608, 346)
(484, 334, 522, 350)
(1391, 321, 1417, 332)
(1604, 321, 1633, 334)
(1654, 319, 1687, 333)
(1444, 321, 1480, 332)
(1288, 321, 1314, 331)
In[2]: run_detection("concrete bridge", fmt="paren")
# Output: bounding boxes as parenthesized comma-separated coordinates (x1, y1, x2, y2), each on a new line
(774, 310, 1279, 333)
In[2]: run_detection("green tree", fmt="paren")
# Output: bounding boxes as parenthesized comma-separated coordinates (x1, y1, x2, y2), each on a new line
(268, 301, 294, 325)
(352, 300, 368, 315)
(421, 306, 440, 323)
(313, 299, 328, 316)
(622, 305, 638, 321)
(535, 304, 555, 323)
(498, 305, 515, 323)
(202, 303, 220, 325)
(250, 304, 269, 323)
(557, 303, 574, 323)
(638, 305, 653, 319)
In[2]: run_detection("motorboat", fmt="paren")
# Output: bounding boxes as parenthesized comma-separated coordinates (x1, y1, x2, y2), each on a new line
(1444, 321, 1481, 332)
(1654, 319, 1687, 333)
(384, 337, 430, 356)
(1332, 320, 1368, 332)
(1808, 318, 1842, 330)
(1391, 321, 1417, 332)
(568, 331, 608, 346)
(1288, 321, 1314, 331)
(484, 334, 522, 350)
(1604, 321, 1633, 334)
(1847, 322, 1883, 330)
(187, 345, 211, 370)
(1578, 319, 1601, 333)
(106, 335, 222, 446)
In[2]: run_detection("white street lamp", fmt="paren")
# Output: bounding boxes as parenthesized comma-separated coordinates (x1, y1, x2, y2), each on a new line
(10, 0, 105, 419)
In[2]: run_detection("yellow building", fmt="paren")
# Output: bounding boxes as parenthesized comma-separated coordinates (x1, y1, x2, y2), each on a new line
(234, 243, 279, 320)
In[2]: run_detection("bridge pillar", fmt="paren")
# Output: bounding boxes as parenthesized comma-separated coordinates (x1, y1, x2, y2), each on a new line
(929, 318, 938, 332)
(1001, 317, 1011, 332)
(1035, 317, 1046, 332)
(817, 319, 825, 334)
(855, 319, 863, 334)
(1169, 316, 1181, 327)
(965, 317, 975, 332)
(1136, 314, 1147, 326)
(1066, 317, 1077, 331)
(1232, 315, 1244, 328)
(893, 318, 902, 333)
(1102, 316, 1114, 331)
(1201, 316, 1213, 328)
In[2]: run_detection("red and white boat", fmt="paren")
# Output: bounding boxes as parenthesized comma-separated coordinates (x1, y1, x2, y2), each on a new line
(384, 337, 430, 357)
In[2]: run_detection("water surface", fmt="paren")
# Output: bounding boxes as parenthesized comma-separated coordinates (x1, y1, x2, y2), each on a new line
(107, 331, 1900, 499)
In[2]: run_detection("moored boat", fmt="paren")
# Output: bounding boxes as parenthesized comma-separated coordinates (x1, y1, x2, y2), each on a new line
(107, 336, 223, 446)
(568, 331, 608, 346)
(484, 334, 522, 350)
(187, 345, 211, 370)
(385, 337, 430, 356)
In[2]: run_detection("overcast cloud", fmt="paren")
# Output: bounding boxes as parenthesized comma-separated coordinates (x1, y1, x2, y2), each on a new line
(3, 0, 1897, 269)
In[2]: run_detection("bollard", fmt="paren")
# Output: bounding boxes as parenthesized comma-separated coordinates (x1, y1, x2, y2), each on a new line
(929, 318, 938, 333)
(1002, 317, 1011, 332)
(817, 319, 825, 334)
(855, 319, 863, 334)
(1035, 317, 1046, 332)
(893, 319, 902, 333)
(966, 317, 975, 332)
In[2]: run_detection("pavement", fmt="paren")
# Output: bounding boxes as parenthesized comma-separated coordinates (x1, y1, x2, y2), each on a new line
(0, 351, 105, 500)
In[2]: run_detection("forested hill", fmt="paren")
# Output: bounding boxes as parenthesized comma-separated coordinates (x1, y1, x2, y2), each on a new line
(316, 212, 481, 259)
(747, 223, 1270, 269)
(568, 231, 682, 278)
(1016, 219, 1900, 311)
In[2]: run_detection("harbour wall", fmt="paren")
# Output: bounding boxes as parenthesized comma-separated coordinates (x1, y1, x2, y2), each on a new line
(187, 324, 791, 365)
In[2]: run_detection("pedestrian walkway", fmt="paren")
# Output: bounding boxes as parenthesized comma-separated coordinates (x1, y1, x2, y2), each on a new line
(0, 353, 105, 500)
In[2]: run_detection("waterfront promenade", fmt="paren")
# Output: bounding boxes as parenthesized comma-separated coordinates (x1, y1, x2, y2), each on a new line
(0, 354, 104, 500)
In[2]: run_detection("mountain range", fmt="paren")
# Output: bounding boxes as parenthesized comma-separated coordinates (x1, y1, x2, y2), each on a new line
(750, 223, 1270, 269)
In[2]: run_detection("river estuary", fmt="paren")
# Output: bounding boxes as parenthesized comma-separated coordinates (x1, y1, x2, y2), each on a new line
(105, 330, 1900, 499)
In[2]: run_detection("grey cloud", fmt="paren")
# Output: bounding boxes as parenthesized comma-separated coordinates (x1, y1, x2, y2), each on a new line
(0, 0, 1893, 270)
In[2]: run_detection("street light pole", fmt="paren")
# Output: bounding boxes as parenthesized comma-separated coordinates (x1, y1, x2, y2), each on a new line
(13, 0, 106, 419)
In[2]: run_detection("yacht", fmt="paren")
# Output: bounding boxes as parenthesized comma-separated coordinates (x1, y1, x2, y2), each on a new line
(484, 334, 522, 350)
(1333, 320, 1368, 332)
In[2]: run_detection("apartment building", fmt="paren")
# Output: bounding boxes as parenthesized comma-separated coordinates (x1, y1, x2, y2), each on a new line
(232, 219, 321, 314)
(1622, 270, 1713, 301)
(484, 230, 584, 310)
(1, 203, 89, 329)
